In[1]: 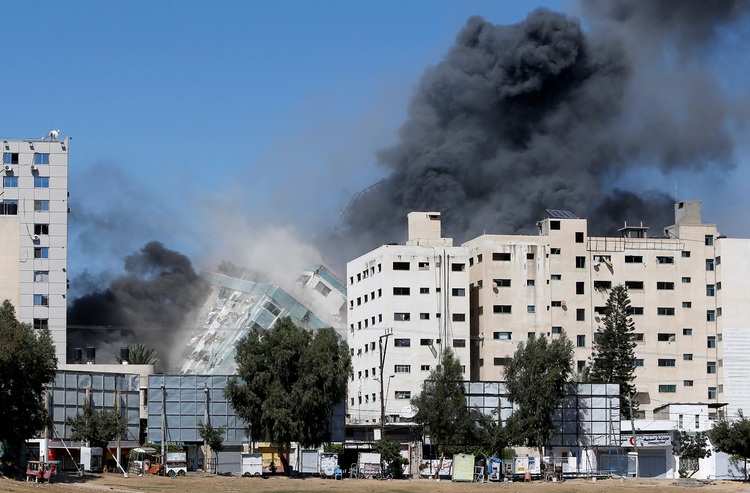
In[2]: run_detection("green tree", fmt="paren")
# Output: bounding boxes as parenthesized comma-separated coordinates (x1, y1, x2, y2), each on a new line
(589, 284, 638, 419)
(65, 400, 126, 450)
(225, 317, 351, 475)
(197, 421, 225, 473)
(376, 437, 408, 478)
(114, 343, 159, 365)
(504, 334, 573, 456)
(0, 300, 57, 455)
(673, 431, 711, 478)
(411, 348, 469, 474)
(708, 410, 750, 480)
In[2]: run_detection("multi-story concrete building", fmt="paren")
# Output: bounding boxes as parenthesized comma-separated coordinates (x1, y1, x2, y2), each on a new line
(346, 212, 471, 428)
(0, 134, 69, 361)
(464, 200, 742, 418)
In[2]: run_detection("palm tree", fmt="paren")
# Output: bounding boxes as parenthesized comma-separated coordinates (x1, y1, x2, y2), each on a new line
(114, 343, 159, 365)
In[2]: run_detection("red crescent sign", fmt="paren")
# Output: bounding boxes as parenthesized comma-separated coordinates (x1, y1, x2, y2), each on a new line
(629, 436, 635, 446)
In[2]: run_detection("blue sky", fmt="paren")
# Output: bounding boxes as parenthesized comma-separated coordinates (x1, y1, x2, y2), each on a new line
(3, 0, 749, 284)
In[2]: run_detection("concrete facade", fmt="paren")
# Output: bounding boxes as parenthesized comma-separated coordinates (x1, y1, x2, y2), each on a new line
(346, 212, 471, 426)
(0, 135, 69, 361)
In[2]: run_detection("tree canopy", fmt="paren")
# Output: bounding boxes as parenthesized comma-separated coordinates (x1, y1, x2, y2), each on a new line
(589, 284, 638, 419)
(673, 431, 711, 478)
(0, 300, 57, 454)
(504, 334, 573, 454)
(225, 317, 351, 474)
(114, 343, 159, 365)
(64, 400, 126, 450)
(708, 410, 750, 480)
(411, 348, 470, 458)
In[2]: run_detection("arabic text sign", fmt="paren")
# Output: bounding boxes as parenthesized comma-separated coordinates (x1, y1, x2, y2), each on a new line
(620, 434, 672, 448)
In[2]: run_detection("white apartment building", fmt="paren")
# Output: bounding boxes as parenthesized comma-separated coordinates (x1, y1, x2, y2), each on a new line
(0, 134, 69, 361)
(346, 212, 471, 427)
(464, 201, 749, 418)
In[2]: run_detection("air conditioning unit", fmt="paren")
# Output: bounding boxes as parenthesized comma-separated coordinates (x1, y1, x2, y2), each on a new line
(32, 235, 40, 242)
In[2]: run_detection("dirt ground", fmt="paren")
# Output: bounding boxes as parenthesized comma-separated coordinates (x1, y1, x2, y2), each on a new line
(1, 473, 747, 493)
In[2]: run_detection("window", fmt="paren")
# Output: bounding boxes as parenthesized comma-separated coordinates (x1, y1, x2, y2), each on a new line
(575, 256, 586, 268)
(575, 281, 586, 295)
(493, 305, 512, 314)
(493, 278, 511, 287)
(493, 357, 511, 366)
(631, 333, 645, 342)
(594, 280, 611, 291)
(705, 235, 714, 246)
(706, 284, 715, 296)
(682, 251, 691, 258)
(34, 247, 49, 259)
(34, 271, 49, 282)
(33, 153, 50, 165)
(551, 301, 562, 307)
(682, 380, 694, 387)
(0, 200, 18, 215)
(527, 279, 535, 286)
(493, 252, 511, 261)
(707, 310, 716, 322)
(314, 282, 331, 296)
(575, 232, 584, 243)
(659, 385, 677, 393)
(657, 307, 675, 316)
(3, 176, 18, 187)
(394, 365, 411, 373)
(31, 200, 49, 212)
(394, 312, 410, 321)
(452, 313, 466, 322)
(420, 313, 430, 320)
(451, 288, 465, 297)
(263, 301, 281, 316)
(707, 361, 717, 374)
(625, 281, 644, 290)
(708, 387, 717, 399)
(551, 274, 562, 281)
(576, 309, 585, 321)
(453, 339, 466, 348)
(33, 318, 48, 330)
(657, 256, 674, 264)
(527, 253, 534, 259)
(658, 333, 676, 342)
(31, 224, 49, 236)
(527, 305, 535, 313)
(624, 255, 643, 263)
(550, 248, 561, 255)
(393, 261, 410, 271)
(394, 391, 411, 400)
(551, 326, 562, 335)
(706, 259, 714, 271)
(418, 261, 429, 270)
(683, 353, 693, 361)
(393, 287, 410, 295)
(394, 338, 410, 347)
(477, 254, 482, 263)
(420, 339, 433, 346)
(657, 281, 674, 290)
(682, 301, 692, 308)
(682, 277, 691, 283)
(34, 176, 49, 188)
(683, 328, 693, 335)
(576, 335, 586, 347)
(633, 359, 644, 367)
(3, 152, 19, 164)
(493, 332, 512, 340)
(33, 294, 49, 306)
(550, 220, 560, 230)
(630, 306, 644, 315)
(421, 365, 430, 371)
(707, 336, 716, 348)
(451, 263, 465, 272)
(658, 359, 676, 367)
(716, 256, 721, 265)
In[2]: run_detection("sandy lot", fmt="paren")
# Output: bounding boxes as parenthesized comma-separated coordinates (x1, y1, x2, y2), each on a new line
(0, 473, 747, 493)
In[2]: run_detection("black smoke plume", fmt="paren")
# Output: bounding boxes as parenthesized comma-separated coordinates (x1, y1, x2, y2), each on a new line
(67, 241, 209, 371)
(337, 2, 750, 255)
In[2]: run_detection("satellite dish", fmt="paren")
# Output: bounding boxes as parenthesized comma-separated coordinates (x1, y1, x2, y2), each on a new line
(561, 300, 567, 306)
(400, 404, 418, 419)
(492, 282, 498, 289)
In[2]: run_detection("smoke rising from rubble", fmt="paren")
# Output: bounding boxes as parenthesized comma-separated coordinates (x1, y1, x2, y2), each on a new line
(337, 1, 750, 255)
(67, 241, 209, 371)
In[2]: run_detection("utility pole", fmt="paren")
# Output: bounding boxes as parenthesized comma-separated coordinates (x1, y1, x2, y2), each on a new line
(379, 330, 392, 439)
(629, 395, 639, 478)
